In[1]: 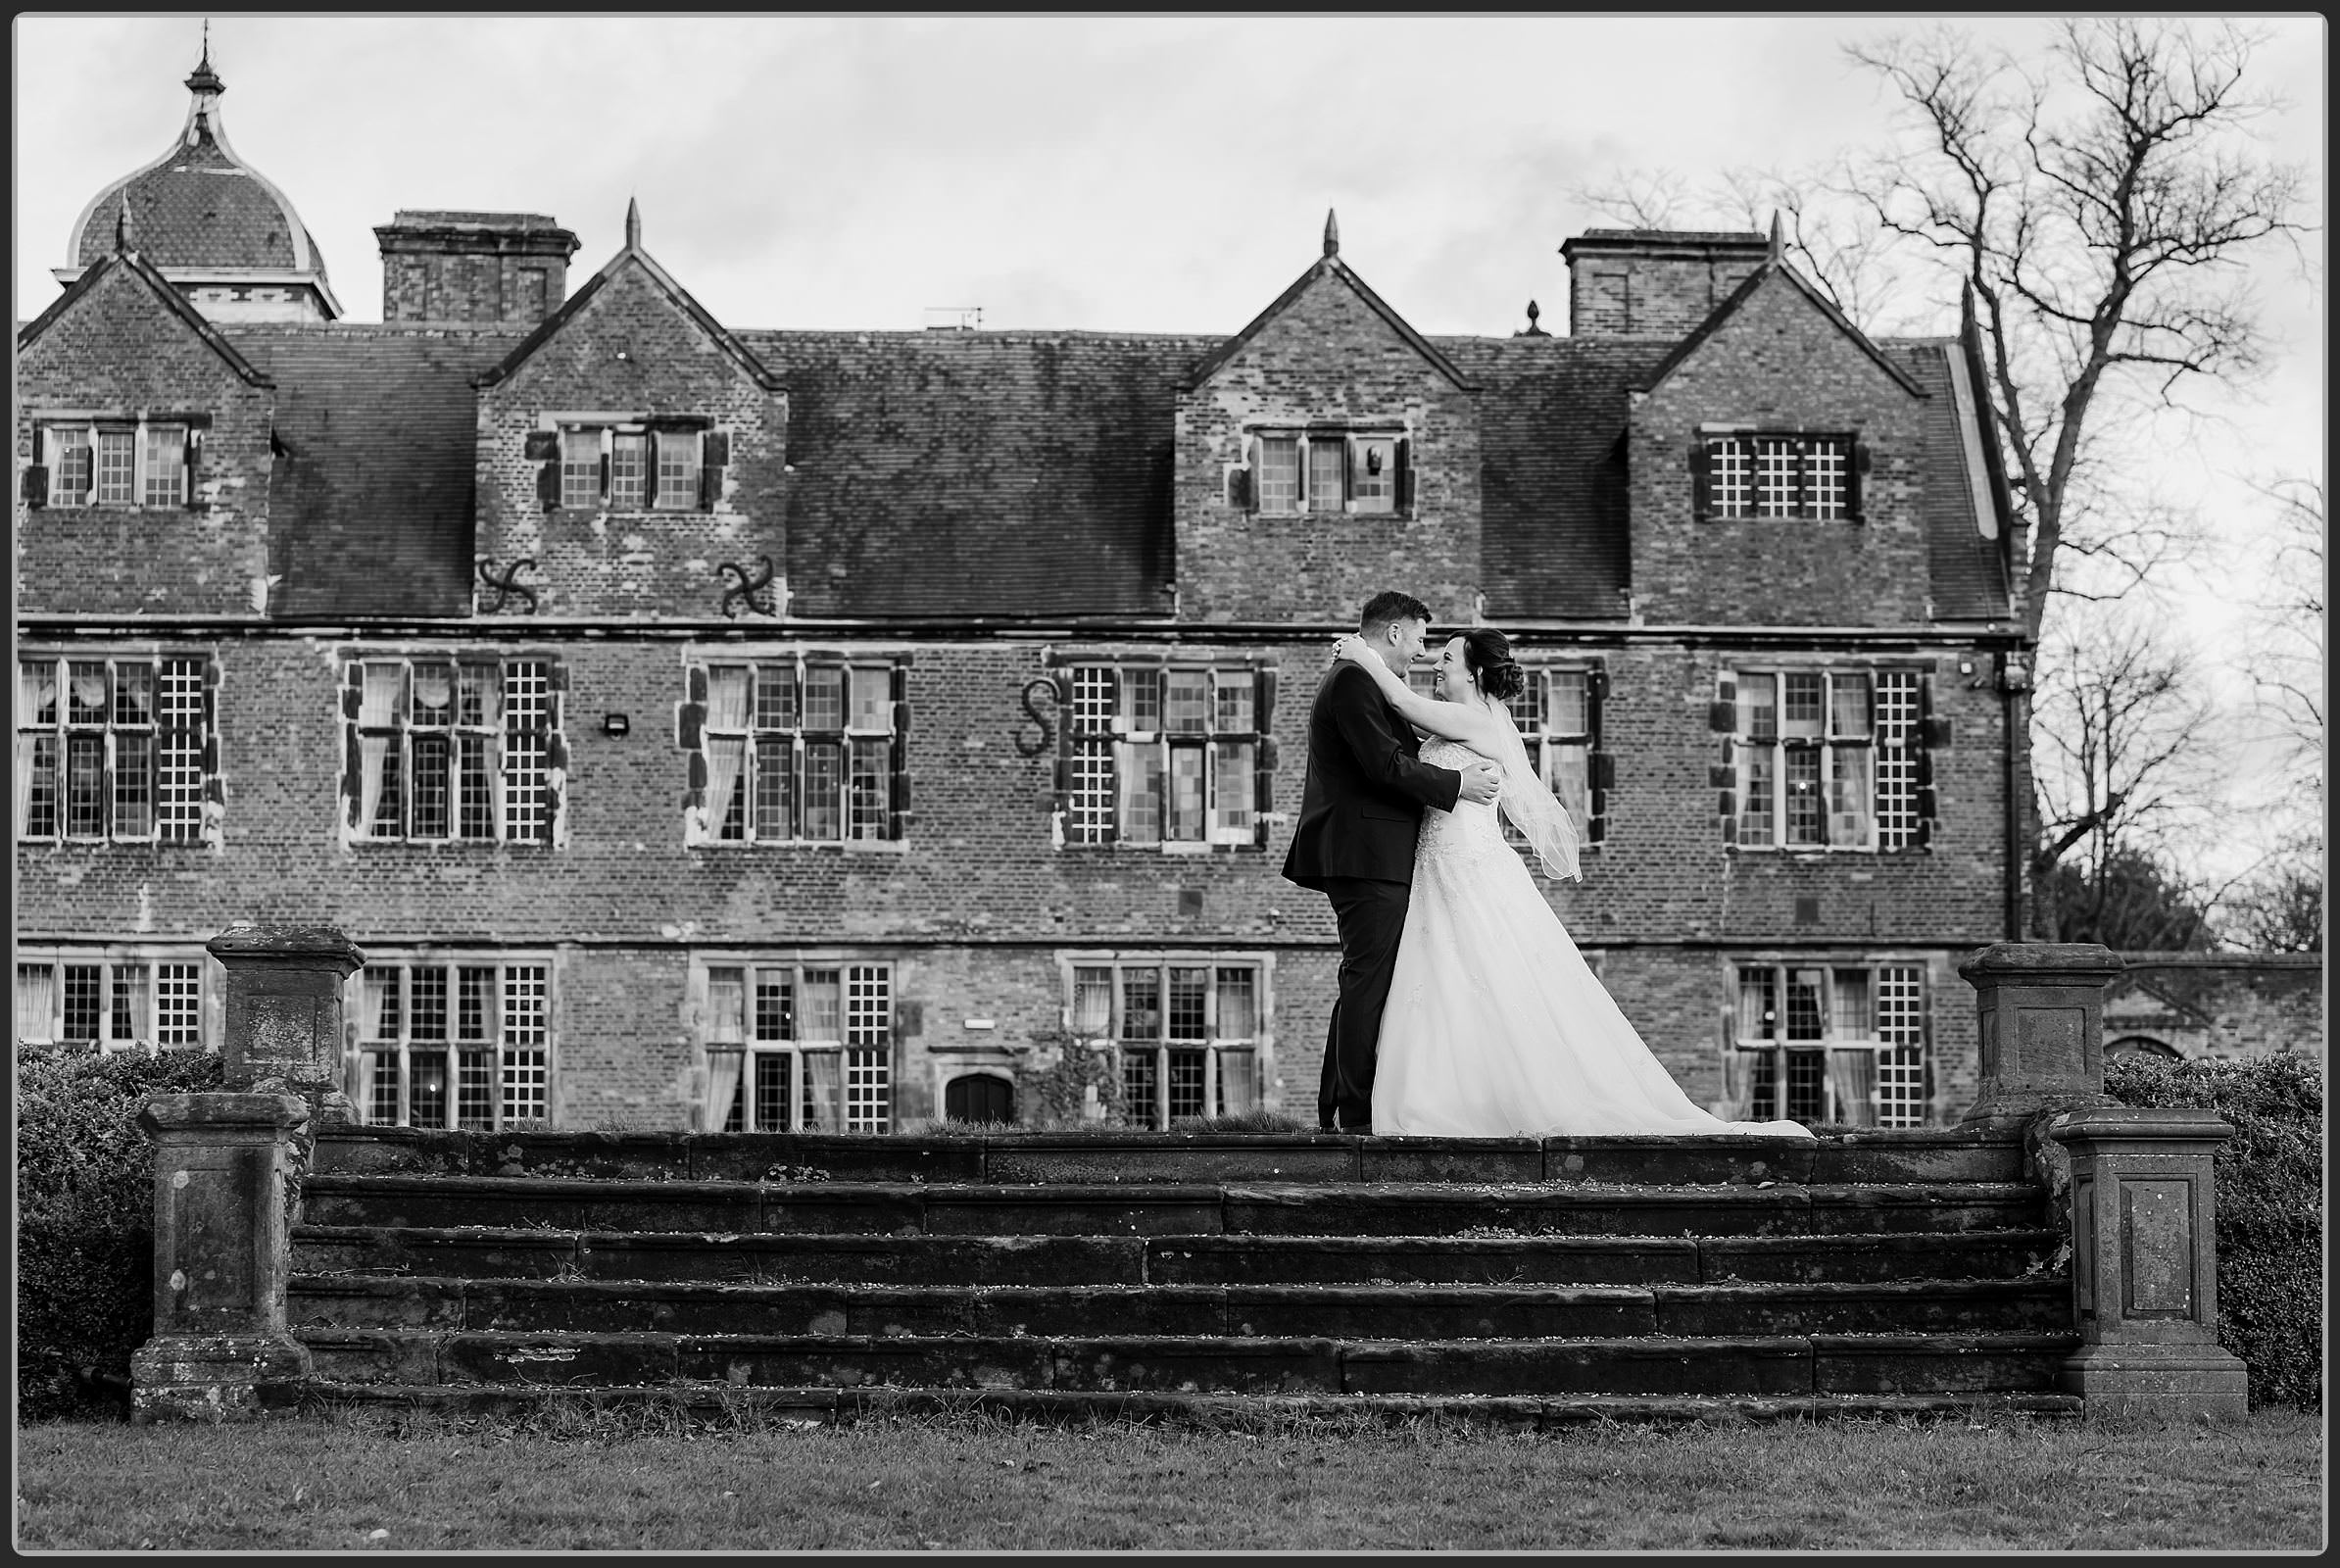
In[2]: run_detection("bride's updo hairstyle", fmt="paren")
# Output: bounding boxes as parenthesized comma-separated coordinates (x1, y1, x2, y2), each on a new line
(1459, 628, 1526, 703)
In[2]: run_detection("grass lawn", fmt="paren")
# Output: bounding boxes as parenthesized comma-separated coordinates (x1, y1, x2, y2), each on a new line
(13, 1402, 2324, 1552)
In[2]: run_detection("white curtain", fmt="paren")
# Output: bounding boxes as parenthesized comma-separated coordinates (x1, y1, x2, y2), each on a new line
(705, 740, 746, 840)
(1717, 1046, 1752, 1119)
(13, 736, 34, 838)
(1216, 1050, 1257, 1115)
(703, 969, 746, 1131)
(112, 964, 150, 1048)
(703, 669, 751, 841)
(704, 1051, 744, 1132)
(1830, 745, 1875, 849)
(1071, 968, 1112, 1040)
(17, 964, 56, 1044)
(69, 663, 108, 717)
(1827, 1049, 1877, 1128)
(413, 665, 454, 720)
(707, 667, 751, 728)
(803, 1052, 843, 1131)
(359, 737, 389, 836)
(353, 1049, 380, 1125)
(358, 664, 400, 836)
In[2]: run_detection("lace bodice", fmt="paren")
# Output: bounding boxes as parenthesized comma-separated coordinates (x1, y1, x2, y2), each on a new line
(1418, 736, 1510, 869)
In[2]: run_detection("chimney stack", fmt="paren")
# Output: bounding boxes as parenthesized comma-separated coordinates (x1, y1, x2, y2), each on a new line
(374, 211, 580, 325)
(1556, 228, 1771, 338)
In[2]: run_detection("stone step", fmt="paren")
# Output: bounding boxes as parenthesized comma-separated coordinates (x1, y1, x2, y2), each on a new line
(312, 1129, 2024, 1189)
(298, 1176, 2045, 1239)
(294, 1328, 2082, 1398)
(298, 1380, 2087, 1429)
(293, 1224, 2064, 1288)
(289, 1276, 2072, 1340)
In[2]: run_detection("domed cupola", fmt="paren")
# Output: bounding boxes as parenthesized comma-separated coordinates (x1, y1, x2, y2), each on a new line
(56, 39, 341, 322)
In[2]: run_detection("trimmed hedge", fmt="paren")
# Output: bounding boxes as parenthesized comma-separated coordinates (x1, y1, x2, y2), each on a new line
(17, 1046, 224, 1420)
(2103, 1050, 2324, 1411)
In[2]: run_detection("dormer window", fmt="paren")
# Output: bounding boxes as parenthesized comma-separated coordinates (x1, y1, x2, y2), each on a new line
(1232, 427, 1411, 515)
(530, 419, 726, 513)
(1694, 431, 1864, 522)
(24, 417, 201, 510)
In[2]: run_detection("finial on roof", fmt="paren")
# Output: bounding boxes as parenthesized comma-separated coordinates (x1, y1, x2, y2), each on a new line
(625, 196, 642, 250)
(186, 19, 223, 95)
(1517, 299, 1549, 337)
(1768, 210, 1785, 264)
(1323, 208, 1339, 259)
(115, 193, 135, 256)
(1960, 278, 1977, 332)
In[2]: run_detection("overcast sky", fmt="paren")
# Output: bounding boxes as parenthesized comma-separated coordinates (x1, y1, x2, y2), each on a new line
(13, 15, 2326, 865)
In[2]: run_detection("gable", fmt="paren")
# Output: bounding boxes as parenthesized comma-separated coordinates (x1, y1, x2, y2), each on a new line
(1639, 266, 1924, 403)
(1185, 257, 1473, 394)
(476, 250, 781, 395)
(18, 251, 271, 392)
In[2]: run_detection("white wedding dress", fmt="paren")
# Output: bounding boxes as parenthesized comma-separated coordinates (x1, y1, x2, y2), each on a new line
(1372, 738, 1815, 1140)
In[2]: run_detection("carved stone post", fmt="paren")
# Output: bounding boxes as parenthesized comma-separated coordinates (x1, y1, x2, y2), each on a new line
(2049, 1107, 2251, 1421)
(206, 921, 366, 1126)
(129, 1094, 313, 1421)
(1957, 942, 2123, 1128)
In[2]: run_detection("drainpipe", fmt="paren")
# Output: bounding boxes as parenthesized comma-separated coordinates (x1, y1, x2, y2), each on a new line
(2006, 680, 2026, 940)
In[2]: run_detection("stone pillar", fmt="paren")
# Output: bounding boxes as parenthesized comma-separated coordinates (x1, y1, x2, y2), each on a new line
(1958, 941, 2123, 1127)
(2049, 1107, 2252, 1421)
(207, 922, 366, 1126)
(130, 1094, 313, 1421)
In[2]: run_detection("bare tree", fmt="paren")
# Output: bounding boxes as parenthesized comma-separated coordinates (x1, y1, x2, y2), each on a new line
(1567, 169, 1699, 229)
(2027, 601, 2228, 938)
(2235, 475, 2324, 799)
(1842, 20, 2310, 639)
(1573, 22, 2309, 636)
(2220, 847, 2323, 953)
(1712, 168, 1923, 333)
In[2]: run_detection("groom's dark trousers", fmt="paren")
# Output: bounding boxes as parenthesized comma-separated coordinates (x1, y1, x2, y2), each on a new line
(1316, 877, 1411, 1131)
(1281, 662, 1463, 1131)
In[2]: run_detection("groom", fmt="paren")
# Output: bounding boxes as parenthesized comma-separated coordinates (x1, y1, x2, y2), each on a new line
(1282, 591, 1502, 1131)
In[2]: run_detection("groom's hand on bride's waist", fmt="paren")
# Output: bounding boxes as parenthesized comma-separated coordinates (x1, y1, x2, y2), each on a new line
(1456, 761, 1501, 805)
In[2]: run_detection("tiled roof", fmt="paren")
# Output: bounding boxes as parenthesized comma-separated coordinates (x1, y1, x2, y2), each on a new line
(1888, 340, 2014, 621)
(226, 325, 519, 619)
(74, 115, 327, 283)
(1440, 335, 1668, 621)
(149, 318, 2009, 626)
(741, 329, 1204, 619)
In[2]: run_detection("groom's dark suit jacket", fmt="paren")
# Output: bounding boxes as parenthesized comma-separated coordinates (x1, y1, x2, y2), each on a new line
(1281, 662, 1464, 890)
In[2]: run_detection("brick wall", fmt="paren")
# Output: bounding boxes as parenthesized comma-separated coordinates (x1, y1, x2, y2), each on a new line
(1561, 234, 1770, 338)
(15, 264, 277, 616)
(472, 261, 787, 619)
(376, 215, 576, 327)
(17, 625, 2010, 1128)
(1627, 272, 1932, 626)
(1173, 268, 1483, 624)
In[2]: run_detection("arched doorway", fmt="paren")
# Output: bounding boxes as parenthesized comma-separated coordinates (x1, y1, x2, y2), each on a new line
(2106, 1035, 2181, 1061)
(945, 1073, 1015, 1125)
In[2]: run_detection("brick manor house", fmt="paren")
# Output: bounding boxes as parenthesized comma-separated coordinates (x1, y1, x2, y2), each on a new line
(15, 53, 2034, 1134)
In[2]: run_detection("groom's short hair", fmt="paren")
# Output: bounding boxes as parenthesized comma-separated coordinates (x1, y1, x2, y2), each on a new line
(1359, 591, 1433, 634)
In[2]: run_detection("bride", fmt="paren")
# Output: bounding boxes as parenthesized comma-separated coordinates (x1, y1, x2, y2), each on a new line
(1329, 627, 1814, 1141)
